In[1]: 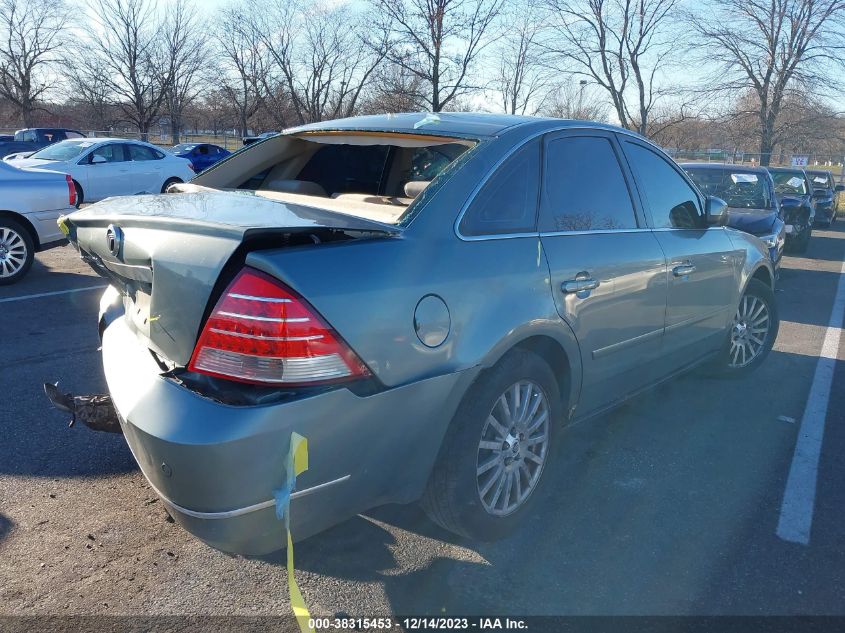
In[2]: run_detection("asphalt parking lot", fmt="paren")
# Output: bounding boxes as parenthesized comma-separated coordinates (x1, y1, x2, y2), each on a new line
(1, 225, 844, 617)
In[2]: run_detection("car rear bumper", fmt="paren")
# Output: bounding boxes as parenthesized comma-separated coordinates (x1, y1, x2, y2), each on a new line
(102, 316, 474, 554)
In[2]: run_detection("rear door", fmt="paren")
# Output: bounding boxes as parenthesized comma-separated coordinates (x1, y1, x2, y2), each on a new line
(621, 139, 737, 362)
(126, 143, 162, 193)
(539, 130, 668, 416)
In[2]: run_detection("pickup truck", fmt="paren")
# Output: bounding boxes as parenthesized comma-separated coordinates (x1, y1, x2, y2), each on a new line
(0, 128, 86, 158)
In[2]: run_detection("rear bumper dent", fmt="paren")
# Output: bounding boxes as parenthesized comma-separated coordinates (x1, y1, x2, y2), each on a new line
(101, 316, 473, 554)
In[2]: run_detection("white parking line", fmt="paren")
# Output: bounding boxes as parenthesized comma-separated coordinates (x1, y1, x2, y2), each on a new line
(776, 258, 845, 545)
(0, 284, 107, 304)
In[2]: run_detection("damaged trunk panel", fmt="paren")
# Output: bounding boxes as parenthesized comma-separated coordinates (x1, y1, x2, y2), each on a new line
(61, 191, 400, 370)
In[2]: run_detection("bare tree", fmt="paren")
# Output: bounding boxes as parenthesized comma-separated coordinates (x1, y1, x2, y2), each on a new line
(370, 0, 503, 112)
(542, 80, 610, 121)
(689, 0, 845, 165)
(0, 0, 71, 126)
(65, 58, 124, 132)
(82, 0, 173, 140)
(163, 0, 204, 143)
(544, 0, 679, 135)
(492, 3, 549, 115)
(216, 4, 267, 136)
(251, 0, 388, 126)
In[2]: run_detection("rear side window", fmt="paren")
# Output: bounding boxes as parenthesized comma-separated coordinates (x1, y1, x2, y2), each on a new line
(624, 142, 702, 229)
(459, 140, 540, 237)
(541, 136, 637, 231)
(128, 144, 158, 161)
(297, 144, 390, 196)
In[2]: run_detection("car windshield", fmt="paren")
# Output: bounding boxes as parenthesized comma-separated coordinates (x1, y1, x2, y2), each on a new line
(685, 167, 772, 209)
(809, 172, 831, 188)
(172, 144, 196, 153)
(771, 170, 808, 195)
(28, 140, 91, 161)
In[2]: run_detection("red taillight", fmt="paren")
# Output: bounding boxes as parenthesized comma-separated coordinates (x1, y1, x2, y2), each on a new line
(66, 175, 76, 207)
(188, 267, 371, 386)
(188, 162, 195, 172)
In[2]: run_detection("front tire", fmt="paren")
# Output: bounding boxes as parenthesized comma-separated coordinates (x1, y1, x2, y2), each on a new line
(711, 279, 779, 378)
(421, 349, 560, 540)
(0, 218, 35, 285)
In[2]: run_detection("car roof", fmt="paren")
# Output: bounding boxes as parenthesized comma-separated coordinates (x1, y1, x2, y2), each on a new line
(286, 112, 642, 140)
(680, 162, 770, 174)
(806, 169, 832, 175)
(766, 166, 805, 172)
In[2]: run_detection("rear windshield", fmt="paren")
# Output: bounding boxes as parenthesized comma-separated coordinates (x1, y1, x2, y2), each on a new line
(685, 168, 773, 209)
(193, 132, 476, 225)
(770, 170, 808, 195)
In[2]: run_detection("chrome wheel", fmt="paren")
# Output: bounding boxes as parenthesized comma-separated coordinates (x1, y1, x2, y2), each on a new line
(476, 381, 550, 516)
(0, 226, 27, 279)
(729, 294, 770, 368)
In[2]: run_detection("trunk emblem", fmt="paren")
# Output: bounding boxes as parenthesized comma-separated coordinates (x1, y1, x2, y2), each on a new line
(106, 225, 123, 257)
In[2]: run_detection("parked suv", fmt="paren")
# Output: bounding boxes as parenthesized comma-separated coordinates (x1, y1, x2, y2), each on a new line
(0, 128, 85, 159)
(58, 114, 778, 554)
(806, 169, 844, 226)
(767, 167, 816, 252)
(682, 163, 785, 273)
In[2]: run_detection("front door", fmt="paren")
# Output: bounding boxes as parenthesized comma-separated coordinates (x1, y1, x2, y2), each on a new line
(621, 140, 738, 362)
(79, 143, 133, 201)
(539, 131, 669, 417)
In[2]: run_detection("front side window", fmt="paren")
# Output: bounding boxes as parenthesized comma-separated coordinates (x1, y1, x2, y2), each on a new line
(624, 142, 702, 229)
(541, 136, 637, 232)
(459, 140, 540, 237)
(89, 143, 126, 163)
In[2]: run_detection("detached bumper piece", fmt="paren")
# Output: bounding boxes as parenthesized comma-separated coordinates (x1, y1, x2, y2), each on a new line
(43, 382, 122, 433)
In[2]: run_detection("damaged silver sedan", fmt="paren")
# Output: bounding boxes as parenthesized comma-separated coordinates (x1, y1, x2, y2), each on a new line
(51, 113, 779, 554)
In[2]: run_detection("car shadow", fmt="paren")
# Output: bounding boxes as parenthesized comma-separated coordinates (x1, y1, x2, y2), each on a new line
(0, 514, 15, 547)
(264, 345, 836, 616)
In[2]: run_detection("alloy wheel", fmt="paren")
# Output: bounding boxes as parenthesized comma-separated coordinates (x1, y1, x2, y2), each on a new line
(476, 380, 550, 516)
(729, 294, 770, 368)
(0, 227, 27, 279)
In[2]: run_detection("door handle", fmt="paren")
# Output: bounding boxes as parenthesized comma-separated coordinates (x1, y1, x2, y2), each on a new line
(672, 262, 696, 277)
(561, 272, 600, 293)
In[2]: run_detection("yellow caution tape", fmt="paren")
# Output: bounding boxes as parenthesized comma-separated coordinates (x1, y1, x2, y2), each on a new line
(274, 433, 313, 633)
(57, 216, 69, 236)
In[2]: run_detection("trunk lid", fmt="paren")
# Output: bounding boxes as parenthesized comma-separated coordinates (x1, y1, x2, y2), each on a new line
(64, 190, 399, 367)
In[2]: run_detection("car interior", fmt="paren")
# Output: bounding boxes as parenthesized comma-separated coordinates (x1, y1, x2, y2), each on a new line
(190, 132, 475, 224)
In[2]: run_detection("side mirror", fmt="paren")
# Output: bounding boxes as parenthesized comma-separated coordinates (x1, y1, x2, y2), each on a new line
(90, 155, 107, 165)
(836, 184, 845, 192)
(705, 196, 728, 226)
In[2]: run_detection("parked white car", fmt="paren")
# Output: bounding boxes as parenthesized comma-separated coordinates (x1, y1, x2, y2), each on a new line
(0, 161, 76, 284)
(6, 138, 195, 205)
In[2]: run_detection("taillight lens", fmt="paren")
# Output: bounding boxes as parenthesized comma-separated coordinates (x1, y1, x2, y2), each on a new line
(188, 267, 371, 386)
(66, 175, 76, 207)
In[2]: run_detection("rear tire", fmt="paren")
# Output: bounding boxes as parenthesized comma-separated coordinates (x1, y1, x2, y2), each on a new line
(0, 218, 35, 285)
(161, 177, 182, 193)
(73, 181, 83, 208)
(421, 349, 560, 540)
(710, 279, 779, 378)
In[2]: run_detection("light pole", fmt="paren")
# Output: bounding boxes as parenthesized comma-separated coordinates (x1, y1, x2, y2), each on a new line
(577, 79, 588, 119)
